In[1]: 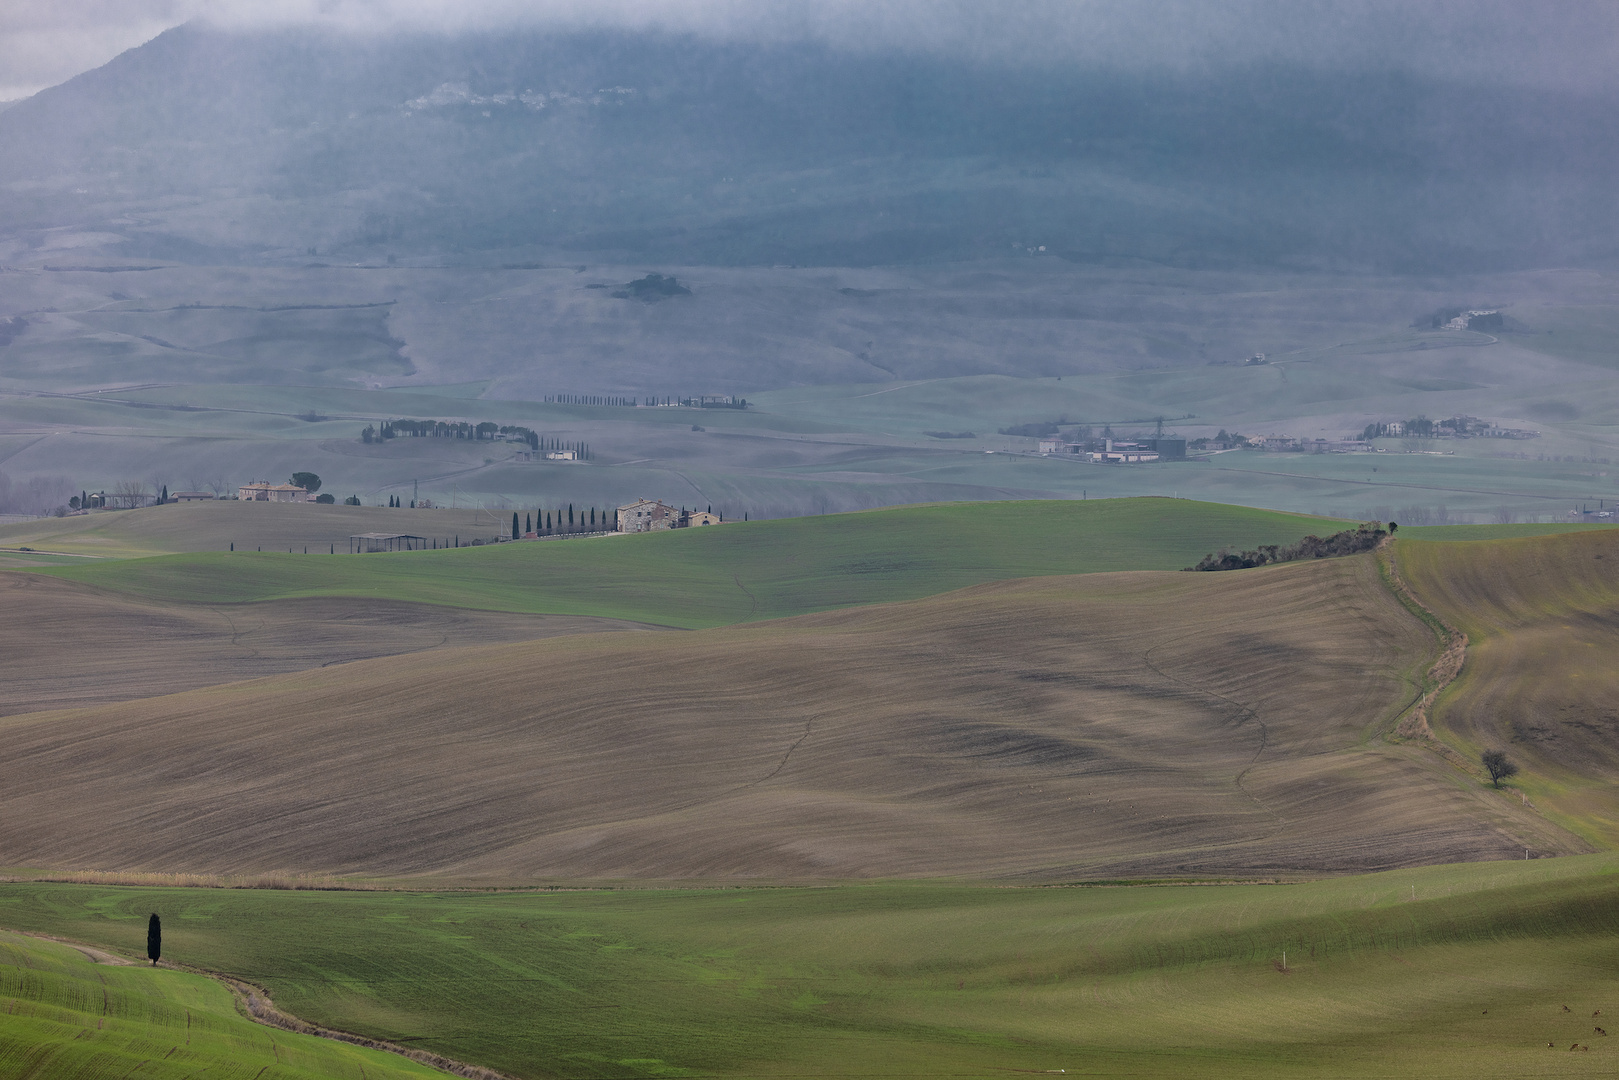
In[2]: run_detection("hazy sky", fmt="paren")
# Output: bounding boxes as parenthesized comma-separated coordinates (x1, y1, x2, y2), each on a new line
(5, 0, 1618, 102)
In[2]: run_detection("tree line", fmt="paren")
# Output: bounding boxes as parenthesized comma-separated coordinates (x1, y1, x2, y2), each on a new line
(511, 504, 613, 537)
(544, 394, 749, 409)
(1186, 521, 1392, 571)
(363, 419, 541, 450)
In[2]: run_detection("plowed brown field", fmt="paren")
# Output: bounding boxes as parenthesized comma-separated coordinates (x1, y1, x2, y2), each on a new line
(0, 573, 658, 715)
(0, 554, 1577, 881)
(1397, 529, 1619, 846)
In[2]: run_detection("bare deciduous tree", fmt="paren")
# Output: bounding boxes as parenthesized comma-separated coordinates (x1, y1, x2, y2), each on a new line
(1482, 749, 1519, 788)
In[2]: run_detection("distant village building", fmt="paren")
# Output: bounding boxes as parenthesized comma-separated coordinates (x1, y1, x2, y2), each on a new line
(238, 481, 311, 502)
(1445, 309, 1502, 331)
(617, 499, 727, 532)
(169, 491, 215, 502)
(1089, 447, 1160, 464)
(618, 498, 679, 532)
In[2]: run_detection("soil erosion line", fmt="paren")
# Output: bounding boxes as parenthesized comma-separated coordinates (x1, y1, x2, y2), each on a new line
(1377, 540, 1469, 762)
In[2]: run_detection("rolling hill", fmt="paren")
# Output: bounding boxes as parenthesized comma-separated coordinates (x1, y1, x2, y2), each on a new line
(0, 573, 656, 717)
(1396, 528, 1619, 847)
(5, 857, 1619, 1080)
(0, 551, 1576, 883)
(0, 930, 447, 1080)
(20, 498, 1348, 627)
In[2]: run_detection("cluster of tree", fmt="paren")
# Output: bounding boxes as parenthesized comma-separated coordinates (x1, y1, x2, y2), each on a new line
(1186, 521, 1391, 571)
(647, 396, 749, 409)
(1188, 429, 1250, 449)
(1361, 416, 1490, 440)
(540, 393, 746, 409)
(924, 430, 977, 439)
(363, 420, 542, 450)
(514, 503, 614, 537)
(0, 471, 77, 516)
(997, 420, 1063, 437)
(547, 394, 637, 406)
(613, 273, 691, 301)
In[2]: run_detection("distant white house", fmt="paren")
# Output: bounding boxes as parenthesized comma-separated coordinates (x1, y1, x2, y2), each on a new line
(239, 481, 311, 502)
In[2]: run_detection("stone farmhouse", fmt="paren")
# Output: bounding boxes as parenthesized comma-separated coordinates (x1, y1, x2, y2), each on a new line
(616, 499, 726, 533)
(239, 481, 312, 502)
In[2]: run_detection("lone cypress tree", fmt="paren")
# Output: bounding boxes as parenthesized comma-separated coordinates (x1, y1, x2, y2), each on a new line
(512, 512, 520, 540)
(147, 913, 161, 966)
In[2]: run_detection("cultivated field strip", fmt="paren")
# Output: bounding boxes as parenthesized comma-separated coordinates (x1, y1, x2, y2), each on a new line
(0, 573, 659, 716)
(0, 554, 1574, 880)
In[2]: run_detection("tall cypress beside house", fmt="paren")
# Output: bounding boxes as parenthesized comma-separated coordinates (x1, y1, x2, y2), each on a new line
(147, 914, 161, 966)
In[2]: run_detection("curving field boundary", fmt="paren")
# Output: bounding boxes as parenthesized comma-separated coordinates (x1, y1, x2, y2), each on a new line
(11, 926, 513, 1080)
(1378, 539, 1469, 749)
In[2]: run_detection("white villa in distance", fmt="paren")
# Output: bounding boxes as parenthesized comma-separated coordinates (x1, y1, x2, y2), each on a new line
(239, 480, 313, 502)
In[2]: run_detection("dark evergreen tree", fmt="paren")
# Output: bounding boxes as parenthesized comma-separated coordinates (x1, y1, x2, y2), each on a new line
(568, 504, 574, 526)
(160, 485, 168, 503)
(526, 513, 532, 533)
(512, 512, 520, 540)
(589, 507, 595, 527)
(147, 913, 161, 966)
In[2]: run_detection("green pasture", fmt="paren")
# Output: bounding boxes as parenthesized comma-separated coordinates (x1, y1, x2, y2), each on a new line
(5, 855, 1619, 1079)
(30, 499, 1339, 627)
(0, 930, 441, 1080)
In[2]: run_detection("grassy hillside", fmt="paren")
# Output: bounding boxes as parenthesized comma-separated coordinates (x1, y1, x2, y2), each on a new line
(27, 499, 1343, 627)
(0, 929, 442, 1080)
(1397, 529, 1619, 847)
(0, 554, 1573, 882)
(5, 858, 1619, 1078)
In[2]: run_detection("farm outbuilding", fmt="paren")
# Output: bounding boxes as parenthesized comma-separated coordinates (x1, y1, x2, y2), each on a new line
(349, 533, 430, 553)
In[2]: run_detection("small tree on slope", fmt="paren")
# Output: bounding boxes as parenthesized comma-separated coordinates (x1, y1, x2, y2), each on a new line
(147, 913, 161, 966)
(1482, 749, 1519, 788)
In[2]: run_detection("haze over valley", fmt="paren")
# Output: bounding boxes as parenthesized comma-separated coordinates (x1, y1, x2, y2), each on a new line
(5, 5, 1619, 1079)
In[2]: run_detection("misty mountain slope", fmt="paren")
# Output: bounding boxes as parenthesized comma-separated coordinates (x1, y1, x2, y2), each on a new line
(3, 23, 1617, 270)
